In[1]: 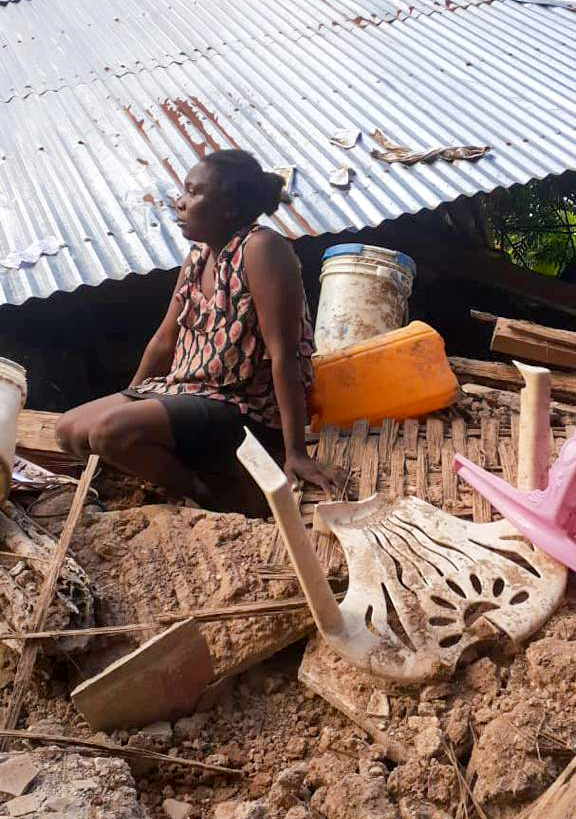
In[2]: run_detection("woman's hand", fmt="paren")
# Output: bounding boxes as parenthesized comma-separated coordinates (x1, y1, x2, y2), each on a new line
(284, 451, 347, 499)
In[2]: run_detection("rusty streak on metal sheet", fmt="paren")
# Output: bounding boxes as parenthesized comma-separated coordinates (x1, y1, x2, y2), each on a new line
(188, 95, 242, 151)
(161, 98, 216, 159)
(161, 157, 182, 187)
(123, 105, 150, 143)
(349, 16, 382, 27)
(269, 212, 296, 239)
(285, 203, 317, 237)
(144, 109, 163, 129)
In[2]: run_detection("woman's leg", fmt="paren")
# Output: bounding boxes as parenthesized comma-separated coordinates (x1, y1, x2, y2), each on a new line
(57, 395, 211, 501)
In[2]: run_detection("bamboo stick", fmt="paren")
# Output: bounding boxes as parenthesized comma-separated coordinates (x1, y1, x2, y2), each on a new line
(0, 728, 240, 775)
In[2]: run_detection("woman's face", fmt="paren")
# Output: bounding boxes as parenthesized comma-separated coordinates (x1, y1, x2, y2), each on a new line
(175, 163, 230, 242)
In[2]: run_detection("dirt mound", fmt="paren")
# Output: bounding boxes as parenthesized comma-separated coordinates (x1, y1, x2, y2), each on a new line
(68, 505, 312, 679)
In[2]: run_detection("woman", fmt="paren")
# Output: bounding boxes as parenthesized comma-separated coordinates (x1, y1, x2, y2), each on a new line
(57, 150, 344, 510)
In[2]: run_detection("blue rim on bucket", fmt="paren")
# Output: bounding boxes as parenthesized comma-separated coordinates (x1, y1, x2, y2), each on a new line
(321, 244, 416, 276)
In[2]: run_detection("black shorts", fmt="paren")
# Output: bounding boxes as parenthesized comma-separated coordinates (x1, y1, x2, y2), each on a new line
(123, 390, 283, 473)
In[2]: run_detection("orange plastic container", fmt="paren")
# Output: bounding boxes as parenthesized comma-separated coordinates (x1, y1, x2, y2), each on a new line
(309, 321, 458, 432)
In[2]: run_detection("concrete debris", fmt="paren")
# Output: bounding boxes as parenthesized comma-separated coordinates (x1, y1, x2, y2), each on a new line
(214, 802, 269, 819)
(173, 713, 210, 743)
(140, 721, 174, 743)
(0, 748, 150, 819)
(162, 797, 194, 819)
(6, 792, 44, 816)
(0, 755, 39, 796)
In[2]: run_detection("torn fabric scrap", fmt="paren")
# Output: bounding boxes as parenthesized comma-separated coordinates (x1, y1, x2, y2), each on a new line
(0, 236, 62, 270)
(370, 130, 490, 165)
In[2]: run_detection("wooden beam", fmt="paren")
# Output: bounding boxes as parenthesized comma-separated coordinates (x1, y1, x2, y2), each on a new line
(470, 310, 498, 325)
(461, 384, 576, 416)
(522, 756, 576, 818)
(449, 357, 576, 401)
(17, 410, 62, 453)
(490, 317, 576, 368)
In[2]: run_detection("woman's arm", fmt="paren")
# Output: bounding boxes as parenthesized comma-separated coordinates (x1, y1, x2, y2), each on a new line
(129, 258, 189, 386)
(245, 232, 345, 496)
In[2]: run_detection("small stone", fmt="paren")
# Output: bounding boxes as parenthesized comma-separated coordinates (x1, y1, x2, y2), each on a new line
(71, 778, 99, 790)
(0, 756, 40, 797)
(359, 757, 387, 779)
(190, 786, 214, 803)
(141, 720, 174, 742)
(366, 691, 390, 717)
(414, 726, 444, 759)
(43, 797, 74, 812)
(248, 772, 273, 799)
(6, 793, 44, 817)
(408, 716, 443, 758)
(263, 676, 285, 695)
(285, 737, 307, 760)
(174, 714, 209, 743)
(163, 797, 193, 819)
(214, 801, 268, 819)
(317, 727, 339, 753)
(284, 808, 310, 819)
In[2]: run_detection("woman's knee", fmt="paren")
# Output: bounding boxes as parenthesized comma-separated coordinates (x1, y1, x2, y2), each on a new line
(55, 412, 85, 456)
(88, 409, 135, 460)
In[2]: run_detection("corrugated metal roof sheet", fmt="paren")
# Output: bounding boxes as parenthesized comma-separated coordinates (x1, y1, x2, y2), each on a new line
(0, 0, 492, 104)
(1, 0, 576, 305)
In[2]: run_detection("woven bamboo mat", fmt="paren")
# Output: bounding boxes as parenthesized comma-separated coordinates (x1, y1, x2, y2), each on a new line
(261, 409, 576, 574)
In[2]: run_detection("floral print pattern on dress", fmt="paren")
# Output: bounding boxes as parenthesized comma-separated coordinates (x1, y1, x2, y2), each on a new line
(131, 225, 315, 428)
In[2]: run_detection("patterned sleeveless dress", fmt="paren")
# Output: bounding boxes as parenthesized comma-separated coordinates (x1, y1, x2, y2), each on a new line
(130, 225, 315, 429)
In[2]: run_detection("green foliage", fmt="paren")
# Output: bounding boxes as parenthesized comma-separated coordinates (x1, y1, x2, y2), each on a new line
(486, 176, 576, 277)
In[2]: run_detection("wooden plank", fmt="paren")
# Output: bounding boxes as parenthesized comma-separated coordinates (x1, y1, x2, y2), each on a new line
(451, 418, 467, 456)
(389, 441, 405, 500)
(415, 441, 428, 502)
(1, 455, 99, 748)
(498, 439, 517, 487)
(449, 357, 576, 400)
(481, 417, 500, 467)
(467, 439, 492, 524)
(441, 442, 458, 511)
(17, 410, 63, 454)
(359, 435, 379, 500)
(349, 420, 370, 467)
(378, 419, 399, 466)
(426, 418, 444, 467)
(403, 419, 420, 460)
(470, 310, 498, 325)
(311, 426, 341, 570)
(490, 317, 576, 368)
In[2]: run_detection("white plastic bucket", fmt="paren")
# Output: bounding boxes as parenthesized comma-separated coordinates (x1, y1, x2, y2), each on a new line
(314, 244, 416, 355)
(0, 358, 27, 503)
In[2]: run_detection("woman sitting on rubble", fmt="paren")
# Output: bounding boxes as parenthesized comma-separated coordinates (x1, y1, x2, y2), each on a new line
(56, 149, 344, 512)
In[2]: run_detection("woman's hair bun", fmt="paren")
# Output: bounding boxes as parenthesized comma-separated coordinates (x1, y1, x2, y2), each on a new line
(203, 150, 290, 223)
(262, 171, 289, 214)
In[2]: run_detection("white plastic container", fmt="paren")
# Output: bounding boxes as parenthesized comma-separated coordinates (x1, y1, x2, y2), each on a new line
(0, 358, 27, 503)
(314, 244, 416, 355)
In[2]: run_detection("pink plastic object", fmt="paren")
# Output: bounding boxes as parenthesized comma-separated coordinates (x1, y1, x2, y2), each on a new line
(453, 433, 576, 571)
